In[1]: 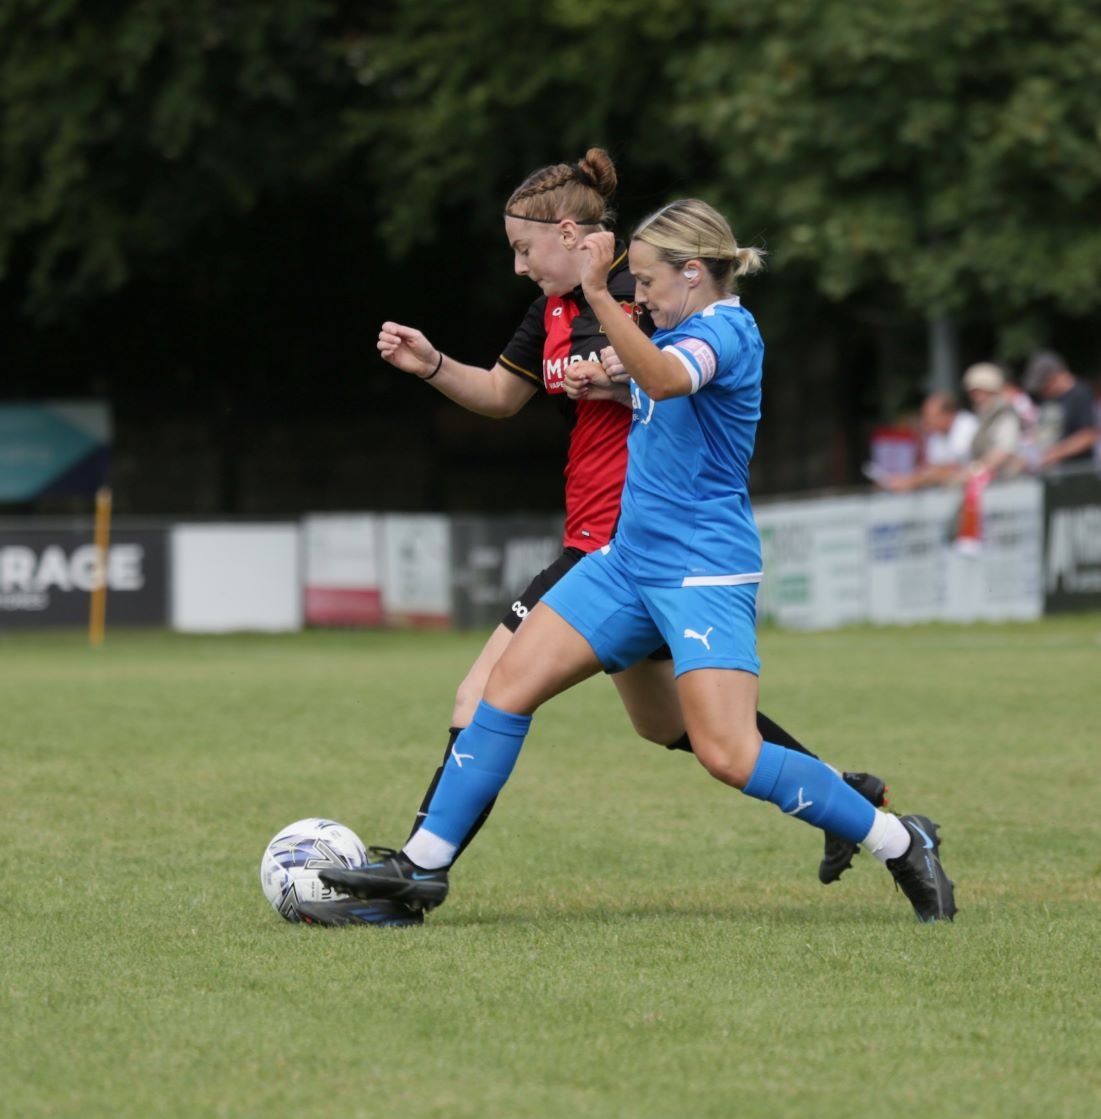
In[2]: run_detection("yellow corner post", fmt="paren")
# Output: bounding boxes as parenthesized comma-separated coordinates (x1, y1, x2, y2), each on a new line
(89, 486, 112, 647)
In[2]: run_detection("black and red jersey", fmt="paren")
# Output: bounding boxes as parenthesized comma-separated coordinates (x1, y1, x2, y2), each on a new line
(498, 245, 648, 551)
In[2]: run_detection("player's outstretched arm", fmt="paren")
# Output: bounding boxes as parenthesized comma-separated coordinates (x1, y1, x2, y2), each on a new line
(378, 321, 537, 418)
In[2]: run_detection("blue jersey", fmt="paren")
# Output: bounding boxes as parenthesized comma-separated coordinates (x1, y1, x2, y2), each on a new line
(613, 297, 764, 586)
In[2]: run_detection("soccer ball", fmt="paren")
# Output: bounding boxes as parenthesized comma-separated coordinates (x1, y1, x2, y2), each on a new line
(259, 817, 367, 922)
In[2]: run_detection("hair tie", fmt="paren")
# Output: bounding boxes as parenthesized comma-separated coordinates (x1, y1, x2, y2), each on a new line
(572, 163, 596, 189)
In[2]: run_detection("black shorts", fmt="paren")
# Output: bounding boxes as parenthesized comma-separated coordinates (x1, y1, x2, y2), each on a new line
(500, 546, 672, 661)
(500, 547, 585, 631)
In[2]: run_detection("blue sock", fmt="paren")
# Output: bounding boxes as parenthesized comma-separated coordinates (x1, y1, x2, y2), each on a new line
(742, 740, 876, 843)
(419, 700, 532, 849)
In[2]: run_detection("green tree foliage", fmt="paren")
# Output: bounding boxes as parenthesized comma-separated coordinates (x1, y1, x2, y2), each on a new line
(670, 0, 1101, 353)
(5, 0, 1099, 352)
(0, 0, 372, 316)
(336, 0, 696, 251)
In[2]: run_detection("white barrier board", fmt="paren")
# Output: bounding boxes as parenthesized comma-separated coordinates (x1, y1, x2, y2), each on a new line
(379, 514, 451, 626)
(171, 524, 302, 633)
(756, 496, 868, 630)
(302, 514, 383, 626)
(867, 479, 1042, 624)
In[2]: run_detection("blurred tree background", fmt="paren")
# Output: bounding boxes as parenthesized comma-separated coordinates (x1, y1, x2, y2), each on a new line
(2, 0, 1099, 515)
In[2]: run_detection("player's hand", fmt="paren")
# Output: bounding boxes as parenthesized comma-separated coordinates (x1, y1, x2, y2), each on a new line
(377, 322, 440, 378)
(563, 360, 612, 400)
(600, 345, 630, 383)
(578, 231, 616, 296)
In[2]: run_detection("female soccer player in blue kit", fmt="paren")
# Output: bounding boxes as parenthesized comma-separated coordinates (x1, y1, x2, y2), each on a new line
(298, 155, 884, 929)
(318, 199, 957, 924)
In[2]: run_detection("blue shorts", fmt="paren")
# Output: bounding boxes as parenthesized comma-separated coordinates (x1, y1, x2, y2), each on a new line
(540, 544, 761, 677)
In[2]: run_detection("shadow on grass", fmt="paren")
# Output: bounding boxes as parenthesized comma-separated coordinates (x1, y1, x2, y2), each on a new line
(385, 895, 925, 931)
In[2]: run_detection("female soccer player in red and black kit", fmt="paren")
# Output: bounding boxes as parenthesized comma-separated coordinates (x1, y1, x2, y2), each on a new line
(300, 150, 885, 927)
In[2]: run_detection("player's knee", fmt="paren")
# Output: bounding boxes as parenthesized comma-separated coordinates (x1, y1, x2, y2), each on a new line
(692, 735, 759, 789)
(482, 656, 535, 716)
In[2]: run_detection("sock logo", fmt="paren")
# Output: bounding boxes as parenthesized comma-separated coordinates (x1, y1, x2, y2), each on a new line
(450, 745, 474, 768)
(683, 625, 714, 650)
(785, 787, 814, 816)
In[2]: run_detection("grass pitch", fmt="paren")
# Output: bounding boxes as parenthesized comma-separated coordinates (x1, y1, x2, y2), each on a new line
(3, 618, 1099, 1118)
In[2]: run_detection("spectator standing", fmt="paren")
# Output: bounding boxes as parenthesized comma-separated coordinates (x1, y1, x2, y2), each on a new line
(952, 363, 1023, 554)
(877, 391, 978, 491)
(961, 363, 1023, 478)
(1022, 350, 1098, 470)
(922, 391, 980, 470)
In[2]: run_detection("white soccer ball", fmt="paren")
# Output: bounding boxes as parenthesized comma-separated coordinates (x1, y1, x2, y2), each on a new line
(259, 817, 368, 923)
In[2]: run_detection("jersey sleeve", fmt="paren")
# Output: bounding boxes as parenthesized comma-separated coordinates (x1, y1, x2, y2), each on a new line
(662, 336, 720, 393)
(661, 313, 760, 395)
(498, 296, 547, 387)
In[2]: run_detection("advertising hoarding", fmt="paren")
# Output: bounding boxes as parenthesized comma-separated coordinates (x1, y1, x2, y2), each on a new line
(0, 402, 111, 501)
(756, 497, 868, 630)
(171, 524, 301, 633)
(0, 522, 167, 628)
(1043, 473, 1101, 613)
(450, 514, 564, 630)
(303, 514, 383, 626)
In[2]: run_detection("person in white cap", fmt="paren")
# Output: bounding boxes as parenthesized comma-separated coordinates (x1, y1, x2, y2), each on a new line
(961, 362, 1023, 478)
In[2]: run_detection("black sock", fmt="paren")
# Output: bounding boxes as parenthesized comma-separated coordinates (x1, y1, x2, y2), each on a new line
(665, 713, 819, 760)
(405, 727, 461, 843)
(755, 711, 818, 759)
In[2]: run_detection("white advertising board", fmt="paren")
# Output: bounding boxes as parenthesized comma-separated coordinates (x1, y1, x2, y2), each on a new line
(756, 496, 868, 630)
(302, 514, 383, 626)
(867, 479, 1042, 624)
(866, 489, 955, 624)
(171, 524, 302, 633)
(379, 514, 452, 627)
(162, 485, 1046, 635)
